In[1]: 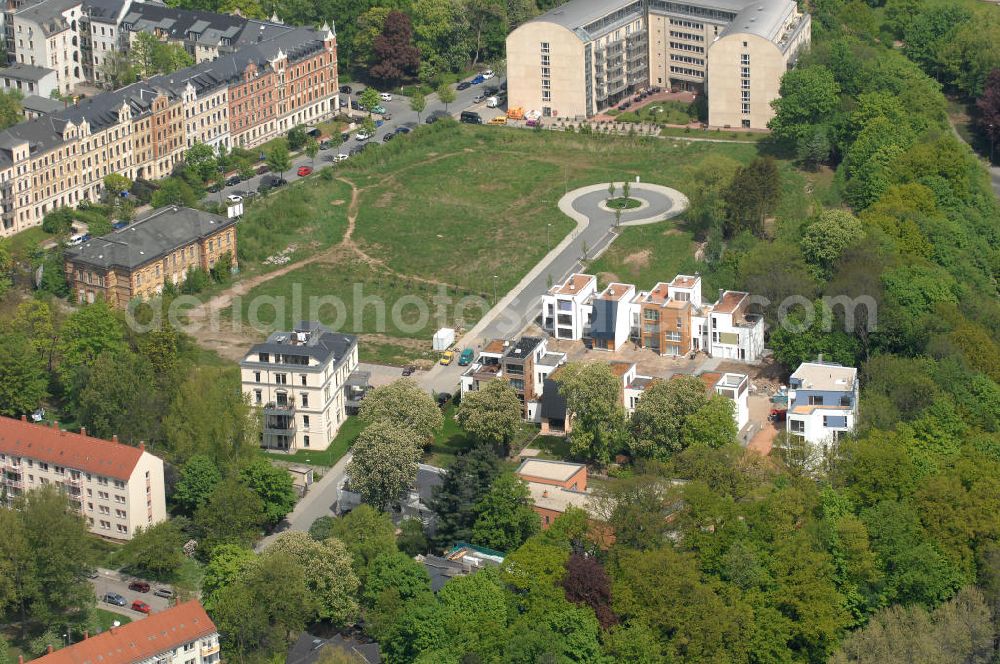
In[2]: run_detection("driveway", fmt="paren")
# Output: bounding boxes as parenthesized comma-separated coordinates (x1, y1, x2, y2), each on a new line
(90, 568, 172, 619)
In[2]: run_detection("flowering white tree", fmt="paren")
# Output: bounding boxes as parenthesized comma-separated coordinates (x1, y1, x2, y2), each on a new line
(346, 421, 422, 511)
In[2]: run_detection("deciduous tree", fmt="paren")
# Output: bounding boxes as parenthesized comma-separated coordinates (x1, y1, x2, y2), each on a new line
(346, 421, 422, 511)
(0, 332, 48, 417)
(430, 444, 500, 547)
(118, 520, 186, 581)
(409, 91, 426, 123)
(471, 473, 539, 552)
(194, 477, 267, 555)
(563, 553, 616, 628)
(238, 458, 297, 526)
(722, 156, 781, 237)
(370, 11, 421, 84)
(977, 68, 1000, 161)
(323, 504, 397, 581)
(266, 143, 291, 181)
(436, 81, 456, 111)
(630, 375, 708, 461)
(457, 378, 522, 454)
(556, 362, 627, 464)
(768, 65, 841, 144)
(358, 378, 442, 444)
(265, 532, 359, 625)
(56, 302, 125, 389)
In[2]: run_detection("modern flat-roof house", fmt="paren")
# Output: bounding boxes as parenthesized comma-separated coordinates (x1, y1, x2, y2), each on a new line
(541, 273, 765, 361)
(459, 336, 567, 421)
(505, 0, 810, 128)
(515, 458, 593, 528)
(785, 361, 858, 449)
(63, 206, 237, 306)
(241, 322, 362, 454)
(30, 601, 220, 664)
(0, 415, 167, 540)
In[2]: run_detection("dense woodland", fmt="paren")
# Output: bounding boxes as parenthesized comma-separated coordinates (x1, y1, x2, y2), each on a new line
(2, 0, 1000, 662)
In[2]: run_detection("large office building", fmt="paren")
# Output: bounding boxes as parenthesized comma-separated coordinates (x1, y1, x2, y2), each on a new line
(0, 415, 167, 540)
(505, 0, 810, 128)
(240, 322, 365, 454)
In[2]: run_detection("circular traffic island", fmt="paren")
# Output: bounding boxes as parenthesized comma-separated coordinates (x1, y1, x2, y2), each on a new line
(605, 197, 642, 210)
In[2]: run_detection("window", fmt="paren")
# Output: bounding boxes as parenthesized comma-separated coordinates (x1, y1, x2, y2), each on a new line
(303, 435, 310, 448)
(540, 41, 550, 53)
(254, 371, 261, 383)
(840, 396, 852, 407)
(275, 373, 287, 385)
(300, 374, 307, 386)
(808, 395, 824, 406)
(741, 103, 750, 114)
(258, 352, 269, 362)
(254, 389, 262, 404)
(789, 419, 804, 433)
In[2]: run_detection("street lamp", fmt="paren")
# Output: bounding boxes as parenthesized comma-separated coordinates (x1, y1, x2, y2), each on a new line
(492, 275, 498, 306)
(546, 223, 551, 248)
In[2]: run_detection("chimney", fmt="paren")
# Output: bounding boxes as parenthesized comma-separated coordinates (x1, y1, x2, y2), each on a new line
(19, 656, 24, 664)
(84, 631, 89, 640)
(139, 442, 145, 452)
(542, 489, 549, 498)
(718, 289, 724, 301)
(80, 426, 86, 436)
(112, 434, 118, 442)
(47, 646, 53, 654)
(20, 415, 26, 421)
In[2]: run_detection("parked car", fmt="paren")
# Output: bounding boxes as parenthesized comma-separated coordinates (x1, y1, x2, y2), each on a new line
(225, 175, 241, 186)
(349, 144, 367, 155)
(485, 96, 500, 108)
(355, 130, 371, 141)
(128, 580, 150, 593)
(401, 365, 416, 376)
(333, 153, 349, 162)
(112, 220, 128, 230)
(153, 587, 175, 599)
(382, 132, 395, 143)
(226, 194, 243, 204)
(456, 81, 471, 91)
(319, 140, 332, 150)
(206, 182, 222, 193)
(379, 92, 392, 102)
(471, 74, 485, 85)
(460, 110, 483, 124)
(297, 166, 313, 177)
(339, 85, 352, 94)
(256, 164, 270, 174)
(484, 85, 499, 96)
(131, 600, 152, 614)
(458, 348, 474, 366)
(488, 115, 508, 125)
(104, 593, 126, 607)
(395, 124, 414, 134)
(473, 93, 486, 104)
(372, 104, 387, 114)
(482, 69, 495, 80)
(426, 110, 450, 124)
(440, 350, 455, 365)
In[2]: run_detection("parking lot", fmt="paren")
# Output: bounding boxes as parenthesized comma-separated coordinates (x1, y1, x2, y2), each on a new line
(90, 568, 174, 619)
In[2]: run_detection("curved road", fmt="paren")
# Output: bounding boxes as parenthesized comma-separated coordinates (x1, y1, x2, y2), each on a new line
(419, 182, 688, 394)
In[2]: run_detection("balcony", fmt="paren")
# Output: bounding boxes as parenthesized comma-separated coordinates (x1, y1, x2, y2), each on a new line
(201, 644, 220, 657)
(263, 397, 295, 415)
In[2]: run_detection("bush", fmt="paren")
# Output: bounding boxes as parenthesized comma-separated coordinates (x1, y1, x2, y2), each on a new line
(88, 217, 112, 237)
(181, 267, 211, 294)
(210, 252, 233, 284)
(320, 167, 335, 181)
(42, 208, 74, 234)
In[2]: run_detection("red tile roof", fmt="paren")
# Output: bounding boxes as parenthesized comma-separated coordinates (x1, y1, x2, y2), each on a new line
(0, 416, 143, 481)
(32, 602, 216, 664)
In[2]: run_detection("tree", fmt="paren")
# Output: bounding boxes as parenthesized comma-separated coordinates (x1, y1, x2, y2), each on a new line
(0, 241, 10, 299)
(595, 475, 679, 551)
(410, 91, 427, 123)
(353, 7, 391, 64)
(563, 553, 616, 629)
(184, 143, 218, 183)
(397, 518, 429, 556)
(680, 396, 737, 450)
(239, 458, 297, 526)
(0, 507, 37, 633)
(265, 532, 359, 625)
(266, 143, 291, 181)
(304, 136, 319, 168)
(150, 177, 197, 208)
(345, 421, 422, 511)
(796, 126, 832, 169)
(75, 350, 163, 444)
(56, 302, 125, 389)
(630, 376, 709, 461)
(358, 378, 442, 444)
(800, 209, 865, 277)
(322, 505, 397, 581)
(457, 379, 522, 454)
(201, 544, 256, 609)
(370, 11, 421, 84)
(722, 157, 781, 237)
(163, 368, 259, 466)
(436, 81, 456, 111)
(471, 473, 539, 552)
(286, 125, 308, 152)
(977, 68, 1000, 162)
(358, 87, 381, 116)
(41, 207, 74, 234)
(151, 42, 193, 75)
(430, 444, 501, 546)
(556, 362, 627, 464)
(118, 520, 186, 581)
(768, 65, 841, 144)
(103, 173, 133, 201)
(363, 550, 432, 607)
(99, 52, 135, 89)
(194, 477, 268, 554)
(129, 32, 159, 79)
(0, 332, 48, 417)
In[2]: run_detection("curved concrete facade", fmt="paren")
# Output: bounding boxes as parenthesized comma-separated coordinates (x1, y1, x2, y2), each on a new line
(506, 21, 588, 119)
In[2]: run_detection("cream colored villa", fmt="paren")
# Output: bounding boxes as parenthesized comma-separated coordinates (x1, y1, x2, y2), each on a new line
(505, 0, 810, 128)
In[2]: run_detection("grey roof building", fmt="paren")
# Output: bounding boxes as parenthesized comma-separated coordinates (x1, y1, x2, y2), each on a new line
(21, 94, 66, 118)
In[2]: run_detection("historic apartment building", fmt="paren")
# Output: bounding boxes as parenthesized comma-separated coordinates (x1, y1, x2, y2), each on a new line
(63, 205, 237, 306)
(505, 0, 810, 128)
(0, 18, 337, 237)
(240, 322, 363, 454)
(0, 415, 167, 540)
(31, 601, 220, 664)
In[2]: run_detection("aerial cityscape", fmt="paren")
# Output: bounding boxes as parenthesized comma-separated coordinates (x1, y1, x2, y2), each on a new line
(0, 0, 999, 662)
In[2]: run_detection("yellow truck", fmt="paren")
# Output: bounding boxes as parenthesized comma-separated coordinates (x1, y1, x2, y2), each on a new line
(440, 350, 456, 365)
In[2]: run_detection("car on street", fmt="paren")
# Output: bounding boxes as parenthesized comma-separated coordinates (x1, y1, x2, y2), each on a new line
(471, 74, 485, 85)
(225, 175, 240, 186)
(297, 166, 313, 177)
(153, 587, 175, 600)
(456, 80, 471, 91)
(489, 115, 508, 125)
(319, 140, 331, 150)
(382, 132, 395, 142)
(473, 93, 486, 103)
(484, 85, 499, 96)
(131, 600, 152, 614)
(334, 153, 349, 162)
(371, 104, 387, 114)
(458, 348, 474, 366)
(355, 130, 371, 141)
(206, 182, 221, 193)
(104, 592, 126, 606)
(339, 85, 352, 94)
(128, 580, 150, 592)
(395, 124, 414, 134)
(482, 69, 495, 79)
(401, 365, 416, 376)
(226, 194, 243, 204)
(112, 220, 128, 230)
(440, 350, 455, 365)
(426, 110, 450, 124)
(379, 92, 392, 102)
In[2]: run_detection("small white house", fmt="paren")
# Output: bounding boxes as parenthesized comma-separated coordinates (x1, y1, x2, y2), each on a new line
(785, 361, 859, 448)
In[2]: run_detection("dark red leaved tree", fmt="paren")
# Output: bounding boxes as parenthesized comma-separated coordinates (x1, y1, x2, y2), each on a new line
(977, 68, 1000, 163)
(562, 553, 618, 629)
(370, 11, 420, 86)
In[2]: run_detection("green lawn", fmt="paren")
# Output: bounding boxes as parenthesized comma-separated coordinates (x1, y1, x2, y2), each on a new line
(92, 609, 132, 631)
(6, 226, 50, 260)
(659, 126, 769, 142)
(261, 414, 363, 467)
(588, 225, 698, 289)
(618, 100, 699, 125)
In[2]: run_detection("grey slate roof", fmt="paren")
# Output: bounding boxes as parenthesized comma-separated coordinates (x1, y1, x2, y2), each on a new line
(22, 95, 66, 116)
(0, 63, 56, 82)
(64, 205, 235, 270)
(14, 0, 83, 36)
(83, 0, 128, 22)
(286, 633, 380, 664)
(247, 322, 358, 369)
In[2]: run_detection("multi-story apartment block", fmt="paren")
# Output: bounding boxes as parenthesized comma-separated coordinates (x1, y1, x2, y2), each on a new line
(0, 20, 337, 237)
(64, 205, 237, 305)
(541, 273, 765, 362)
(240, 322, 363, 454)
(31, 601, 220, 664)
(506, 0, 810, 128)
(785, 361, 858, 448)
(0, 415, 167, 540)
(460, 336, 567, 421)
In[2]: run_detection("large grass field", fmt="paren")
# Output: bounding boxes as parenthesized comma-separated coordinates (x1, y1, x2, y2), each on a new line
(235, 124, 764, 362)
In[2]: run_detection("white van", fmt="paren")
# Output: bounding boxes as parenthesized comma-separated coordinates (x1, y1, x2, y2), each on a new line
(68, 233, 85, 246)
(486, 96, 500, 108)
(482, 69, 495, 80)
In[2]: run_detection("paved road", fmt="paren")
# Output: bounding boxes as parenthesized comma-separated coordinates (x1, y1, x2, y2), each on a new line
(211, 77, 507, 202)
(90, 567, 173, 619)
(417, 182, 688, 395)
